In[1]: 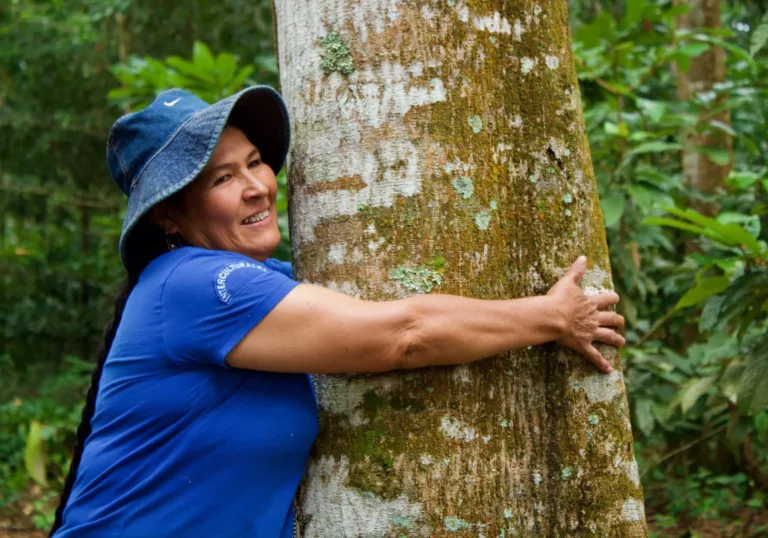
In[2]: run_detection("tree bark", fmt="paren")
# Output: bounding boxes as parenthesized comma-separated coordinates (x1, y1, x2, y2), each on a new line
(676, 0, 732, 216)
(273, 1, 646, 536)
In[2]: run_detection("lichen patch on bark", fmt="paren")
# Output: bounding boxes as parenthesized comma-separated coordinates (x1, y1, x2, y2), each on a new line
(302, 455, 428, 536)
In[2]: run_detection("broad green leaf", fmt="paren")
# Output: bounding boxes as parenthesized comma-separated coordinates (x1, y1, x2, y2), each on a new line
(604, 121, 629, 138)
(574, 10, 615, 48)
(699, 295, 725, 332)
(664, 207, 762, 252)
(738, 338, 768, 414)
(644, 217, 725, 243)
(676, 277, 730, 309)
(677, 376, 716, 414)
(636, 98, 666, 123)
(166, 56, 216, 84)
(755, 412, 768, 437)
(192, 41, 216, 73)
(750, 11, 768, 56)
(634, 397, 655, 437)
(674, 54, 691, 73)
(693, 146, 731, 166)
(627, 141, 683, 157)
(708, 119, 736, 137)
(691, 33, 756, 68)
(601, 193, 625, 227)
(215, 53, 238, 86)
(628, 183, 672, 212)
(228, 66, 255, 91)
(726, 171, 761, 190)
(719, 362, 745, 405)
(622, 0, 648, 28)
(25, 420, 47, 486)
(675, 42, 710, 58)
(717, 212, 761, 239)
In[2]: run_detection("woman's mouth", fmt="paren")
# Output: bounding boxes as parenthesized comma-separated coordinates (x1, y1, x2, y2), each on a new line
(241, 209, 270, 225)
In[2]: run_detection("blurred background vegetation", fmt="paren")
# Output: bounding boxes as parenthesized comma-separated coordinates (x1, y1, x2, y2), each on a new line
(1, 0, 767, 536)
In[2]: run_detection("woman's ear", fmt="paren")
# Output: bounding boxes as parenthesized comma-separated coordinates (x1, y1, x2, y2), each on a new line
(149, 202, 180, 235)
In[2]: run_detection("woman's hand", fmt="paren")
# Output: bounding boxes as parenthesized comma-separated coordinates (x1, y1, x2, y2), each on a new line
(547, 256, 625, 374)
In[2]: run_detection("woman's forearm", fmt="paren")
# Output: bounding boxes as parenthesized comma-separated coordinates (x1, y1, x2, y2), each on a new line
(400, 294, 566, 369)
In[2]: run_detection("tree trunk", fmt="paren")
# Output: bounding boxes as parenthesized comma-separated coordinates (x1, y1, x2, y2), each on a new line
(273, 1, 646, 536)
(676, 0, 732, 216)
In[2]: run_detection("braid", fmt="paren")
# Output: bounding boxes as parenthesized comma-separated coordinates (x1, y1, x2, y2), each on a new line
(49, 271, 140, 537)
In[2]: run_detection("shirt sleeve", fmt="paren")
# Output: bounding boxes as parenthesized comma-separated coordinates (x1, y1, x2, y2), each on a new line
(161, 250, 299, 368)
(263, 258, 294, 279)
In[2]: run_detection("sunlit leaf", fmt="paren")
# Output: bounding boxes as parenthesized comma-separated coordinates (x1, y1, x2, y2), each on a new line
(192, 40, 216, 73)
(693, 146, 731, 166)
(644, 217, 725, 244)
(636, 98, 667, 123)
(215, 53, 237, 86)
(628, 141, 683, 156)
(726, 171, 761, 190)
(691, 33, 756, 68)
(676, 277, 730, 310)
(24, 420, 47, 487)
(750, 11, 768, 57)
(717, 212, 761, 239)
(675, 43, 710, 58)
(634, 397, 655, 437)
(675, 376, 716, 414)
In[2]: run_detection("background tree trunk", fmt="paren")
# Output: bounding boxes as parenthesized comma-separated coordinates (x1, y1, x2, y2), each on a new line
(273, 1, 647, 536)
(676, 0, 732, 216)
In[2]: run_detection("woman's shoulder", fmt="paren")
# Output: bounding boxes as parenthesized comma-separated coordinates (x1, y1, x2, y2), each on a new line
(145, 247, 264, 279)
(143, 247, 292, 303)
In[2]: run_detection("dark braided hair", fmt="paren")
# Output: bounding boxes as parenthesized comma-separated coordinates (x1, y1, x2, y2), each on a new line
(49, 270, 140, 536)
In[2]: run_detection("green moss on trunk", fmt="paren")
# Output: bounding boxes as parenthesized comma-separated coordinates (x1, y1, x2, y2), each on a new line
(273, 0, 647, 536)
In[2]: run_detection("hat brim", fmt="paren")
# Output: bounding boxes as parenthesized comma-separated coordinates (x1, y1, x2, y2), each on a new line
(118, 86, 290, 272)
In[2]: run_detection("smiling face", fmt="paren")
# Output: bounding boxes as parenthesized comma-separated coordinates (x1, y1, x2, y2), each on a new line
(152, 126, 281, 261)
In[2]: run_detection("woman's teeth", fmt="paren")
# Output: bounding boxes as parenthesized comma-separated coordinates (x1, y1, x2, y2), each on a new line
(241, 209, 269, 225)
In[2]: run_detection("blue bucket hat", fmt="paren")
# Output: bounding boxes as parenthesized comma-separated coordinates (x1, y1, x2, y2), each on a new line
(107, 86, 290, 272)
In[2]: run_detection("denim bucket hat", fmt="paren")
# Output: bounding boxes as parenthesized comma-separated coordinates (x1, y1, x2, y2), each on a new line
(107, 86, 290, 272)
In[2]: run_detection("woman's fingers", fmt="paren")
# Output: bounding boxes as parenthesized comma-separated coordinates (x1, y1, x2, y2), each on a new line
(592, 292, 620, 309)
(597, 311, 625, 328)
(594, 327, 626, 347)
(584, 344, 613, 373)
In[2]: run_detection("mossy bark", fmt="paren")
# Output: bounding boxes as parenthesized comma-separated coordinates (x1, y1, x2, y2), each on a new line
(675, 0, 732, 216)
(273, 1, 647, 536)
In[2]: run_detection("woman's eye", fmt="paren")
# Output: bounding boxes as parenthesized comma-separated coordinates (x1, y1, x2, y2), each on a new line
(248, 158, 262, 168)
(214, 174, 231, 186)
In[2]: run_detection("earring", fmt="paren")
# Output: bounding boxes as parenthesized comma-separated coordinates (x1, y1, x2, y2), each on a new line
(166, 232, 180, 251)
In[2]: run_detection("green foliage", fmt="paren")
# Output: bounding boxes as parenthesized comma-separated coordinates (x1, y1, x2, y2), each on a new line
(108, 41, 276, 109)
(572, 0, 768, 531)
(0, 357, 90, 527)
(645, 468, 766, 536)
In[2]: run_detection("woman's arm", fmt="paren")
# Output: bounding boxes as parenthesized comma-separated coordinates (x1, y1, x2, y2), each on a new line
(225, 257, 624, 374)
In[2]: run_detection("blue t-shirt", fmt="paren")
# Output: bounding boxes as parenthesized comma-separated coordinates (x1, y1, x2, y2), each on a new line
(55, 247, 318, 538)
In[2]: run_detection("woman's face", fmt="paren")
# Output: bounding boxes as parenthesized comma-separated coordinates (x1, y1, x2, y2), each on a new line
(159, 126, 281, 261)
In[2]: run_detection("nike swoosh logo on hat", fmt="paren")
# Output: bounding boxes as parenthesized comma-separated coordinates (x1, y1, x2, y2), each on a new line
(164, 98, 181, 107)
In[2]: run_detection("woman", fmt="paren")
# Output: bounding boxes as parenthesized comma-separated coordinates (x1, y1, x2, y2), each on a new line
(50, 87, 625, 537)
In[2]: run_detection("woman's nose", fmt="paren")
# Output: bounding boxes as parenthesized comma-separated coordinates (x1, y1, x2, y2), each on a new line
(241, 172, 269, 198)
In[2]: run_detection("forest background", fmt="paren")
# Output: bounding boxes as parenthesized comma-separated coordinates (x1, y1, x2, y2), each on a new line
(1, 0, 767, 536)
